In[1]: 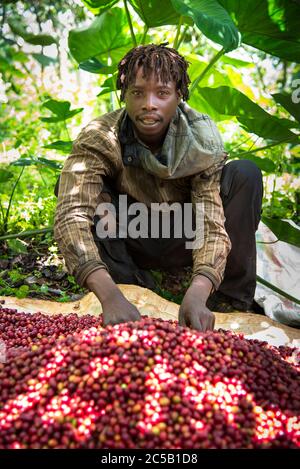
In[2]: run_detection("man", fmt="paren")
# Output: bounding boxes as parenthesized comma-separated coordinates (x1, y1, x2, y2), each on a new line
(54, 44, 263, 331)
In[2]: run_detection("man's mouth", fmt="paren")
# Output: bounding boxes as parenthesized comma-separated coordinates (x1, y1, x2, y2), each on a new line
(138, 115, 161, 125)
(140, 119, 158, 125)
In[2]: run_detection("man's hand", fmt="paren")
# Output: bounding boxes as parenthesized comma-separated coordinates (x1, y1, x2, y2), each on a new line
(178, 275, 215, 332)
(101, 292, 141, 326)
(86, 269, 141, 326)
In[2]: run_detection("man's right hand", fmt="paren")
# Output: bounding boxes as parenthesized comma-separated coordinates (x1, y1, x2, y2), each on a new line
(101, 293, 141, 326)
(85, 268, 141, 326)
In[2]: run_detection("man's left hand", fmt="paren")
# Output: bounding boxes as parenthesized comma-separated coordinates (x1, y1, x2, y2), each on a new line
(178, 277, 215, 332)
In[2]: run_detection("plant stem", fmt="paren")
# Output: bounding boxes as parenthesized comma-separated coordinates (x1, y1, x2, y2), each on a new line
(256, 275, 300, 306)
(124, 0, 137, 47)
(3, 166, 25, 233)
(20, 62, 40, 94)
(236, 140, 288, 157)
(114, 90, 121, 109)
(36, 166, 47, 186)
(269, 176, 277, 217)
(0, 199, 5, 225)
(0, 227, 53, 242)
(230, 136, 258, 152)
(64, 121, 71, 141)
(141, 26, 149, 45)
(189, 48, 225, 95)
(173, 16, 183, 50)
(177, 25, 189, 49)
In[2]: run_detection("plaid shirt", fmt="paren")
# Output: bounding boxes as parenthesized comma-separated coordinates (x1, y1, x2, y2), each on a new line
(54, 103, 231, 288)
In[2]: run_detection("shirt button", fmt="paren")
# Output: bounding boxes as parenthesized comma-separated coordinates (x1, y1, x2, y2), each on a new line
(127, 156, 133, 162)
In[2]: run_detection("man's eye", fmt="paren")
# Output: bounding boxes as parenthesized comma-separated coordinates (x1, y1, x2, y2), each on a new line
(131, 90, 141, 96)
(158, 90, 169, 96)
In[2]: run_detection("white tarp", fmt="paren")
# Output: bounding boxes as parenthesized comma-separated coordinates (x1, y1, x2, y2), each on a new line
(255, 221, 300, 327)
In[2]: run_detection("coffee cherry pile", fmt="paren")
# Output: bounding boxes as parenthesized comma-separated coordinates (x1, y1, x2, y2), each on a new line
(0, 305, 299, 449)
(0, 306, 102, 355)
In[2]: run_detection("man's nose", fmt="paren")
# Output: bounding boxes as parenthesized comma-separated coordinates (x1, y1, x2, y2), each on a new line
(142, 94, 157, 110)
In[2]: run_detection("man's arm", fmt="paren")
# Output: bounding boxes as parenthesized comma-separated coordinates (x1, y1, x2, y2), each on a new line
(54, 117, 141, 325)
(54, 121, 116, 286)
(179, 161, 231, 332)
(179, 274, 214, 331)
(86, 269, 141, 326)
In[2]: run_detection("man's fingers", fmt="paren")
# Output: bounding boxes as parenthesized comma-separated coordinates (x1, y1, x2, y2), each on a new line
(201, 311, 215, 332)
(178, 308, 187, 327)
(211, 312, 215, 330)
(189, 313, 202, 332)
(129, 309, 141, 322)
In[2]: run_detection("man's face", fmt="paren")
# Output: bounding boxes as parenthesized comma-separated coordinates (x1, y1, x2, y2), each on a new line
(124, 67, 180, 149)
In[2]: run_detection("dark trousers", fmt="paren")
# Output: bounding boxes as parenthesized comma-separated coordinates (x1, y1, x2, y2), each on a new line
(92, 160, 263, 308)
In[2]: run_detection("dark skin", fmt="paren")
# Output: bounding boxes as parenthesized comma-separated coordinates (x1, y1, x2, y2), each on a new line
(86, 68, 215, 332)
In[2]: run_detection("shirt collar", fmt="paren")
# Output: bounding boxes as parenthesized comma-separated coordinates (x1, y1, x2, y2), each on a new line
(119, 112, 169, 166)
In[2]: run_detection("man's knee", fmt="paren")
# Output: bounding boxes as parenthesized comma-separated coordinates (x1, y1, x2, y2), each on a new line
(232, 159, 262, 182)
(222, 159, 262, 191)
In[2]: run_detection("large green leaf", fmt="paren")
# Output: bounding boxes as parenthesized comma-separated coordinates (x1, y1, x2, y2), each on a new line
(81, 0, 119, 15)
(272, 93, 300, 124)
(188, 87, 228, 122)
(198, 86, 299, 142)
(32, 53, 57, 67)
(232, 154, 277, 173)
(25, 34, 57, 46)
(262, 217, 300, 248)
(187, 55, 232, 87)
(11, 157, 34, 167)
(97, 75, 117, 97)
(40, 99, 83, 123)
(35, 157, 62, 170)
(220, 55, 254, 68)
(68, 8, 133, 66)
(129, 0, 181, 27)
(43, 141, 73, 154)
(219, 0, 300, 62)
(171, 0, 241, 51)
(8, 19, 57, 46)
(43, 100, 70, 117)
(79, 58, 115, 75)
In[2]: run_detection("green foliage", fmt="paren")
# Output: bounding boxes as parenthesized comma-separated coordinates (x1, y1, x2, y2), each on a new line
(41, 99, 83, 123)
(79, 58, 115, 75)
(129, 0, 181, 27)
(82, 0, 119, 15)
(219, 0, 300, 62)
(197, 86, 299, 142)
(31, 53, 57, 67)
(171, 0, 241, 51)
(43, 141, 73, 154)
(272, 93, 300, 123)
(262, 217, 300, 247)
(0, 169, 13, 183)
(68, 8, 134, 66)
(7, 18, 58, 46)
(7, 238, 28, 254)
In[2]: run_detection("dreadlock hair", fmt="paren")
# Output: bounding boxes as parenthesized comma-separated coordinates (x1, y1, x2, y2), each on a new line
(117, 43, 191, 102)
